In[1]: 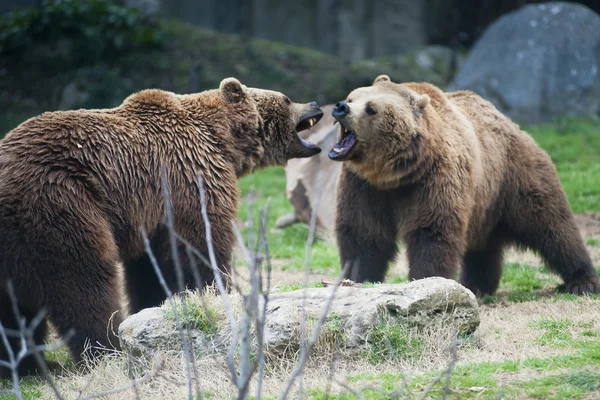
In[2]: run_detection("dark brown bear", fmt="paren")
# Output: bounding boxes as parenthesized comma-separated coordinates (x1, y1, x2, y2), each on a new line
(0, 77, 323, 377)
(329, 74, 600, 297)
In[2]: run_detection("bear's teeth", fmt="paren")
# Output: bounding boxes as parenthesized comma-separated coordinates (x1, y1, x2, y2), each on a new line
(333, 146, 344, 153)
(309, 119, 314, 127)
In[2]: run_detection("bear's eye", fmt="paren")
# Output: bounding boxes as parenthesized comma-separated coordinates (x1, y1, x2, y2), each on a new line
(284, 97, 291, 105)
(365, 105, 376, 116)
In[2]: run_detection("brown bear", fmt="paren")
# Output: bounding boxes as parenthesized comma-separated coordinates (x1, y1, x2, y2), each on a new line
(328, 74, 600, 297)
(0, 77, 323, 377)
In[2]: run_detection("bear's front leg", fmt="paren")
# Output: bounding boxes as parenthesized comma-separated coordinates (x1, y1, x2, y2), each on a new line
(335, 168, 399, 283)
(405, 227, 464, 281)
(337, 223, 399, 283)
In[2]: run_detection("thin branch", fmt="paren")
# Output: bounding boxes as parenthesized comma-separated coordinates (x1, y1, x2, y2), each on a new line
(231, 219, 258, 398)
(160, 168, 185, 295)
(256, 198, 272, 400)
(417, 335, 458, 400)
(6, 282, 65, 400)
(196, 175, 239, 384)
(160, 169, 201, 400)
(279, 262, 352, 400)
(141, 227, 193, 400)
(0, 318, 22, 400)
(297, 170, 325, 397)
(333, 378, 367, 400)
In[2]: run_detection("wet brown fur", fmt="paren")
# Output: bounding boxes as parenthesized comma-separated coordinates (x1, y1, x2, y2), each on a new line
(0, 77, 321, 376)
(334, 75, 600, 297)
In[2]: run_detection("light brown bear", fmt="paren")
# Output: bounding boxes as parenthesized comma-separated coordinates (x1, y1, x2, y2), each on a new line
(328, 74, 600, 297)
(0, 77, 323, 376)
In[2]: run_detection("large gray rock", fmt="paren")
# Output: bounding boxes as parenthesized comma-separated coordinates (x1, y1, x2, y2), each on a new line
(118, 277, 479, 358)
(263, 277, 480, 354)
(449, 2, 600, 124)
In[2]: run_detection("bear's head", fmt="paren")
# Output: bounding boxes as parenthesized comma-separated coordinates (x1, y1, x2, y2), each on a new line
(327, 75, 431, 187)
(219, 78, 323, 171)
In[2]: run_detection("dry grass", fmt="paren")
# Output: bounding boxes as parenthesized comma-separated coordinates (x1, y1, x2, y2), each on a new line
(31, 290, 600, 399)
(10, 215, 600, 399)
(461, 298, 600, 365)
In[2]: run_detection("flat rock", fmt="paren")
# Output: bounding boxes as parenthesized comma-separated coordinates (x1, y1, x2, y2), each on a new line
(119, 277, 479, 359)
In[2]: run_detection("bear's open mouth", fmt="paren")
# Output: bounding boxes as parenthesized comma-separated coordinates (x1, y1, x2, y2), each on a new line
(296, 110, 324, 133)
(328, 126, 357, 161)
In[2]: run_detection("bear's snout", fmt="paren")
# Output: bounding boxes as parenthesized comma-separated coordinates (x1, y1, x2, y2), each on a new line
(332, 102, 350, 119)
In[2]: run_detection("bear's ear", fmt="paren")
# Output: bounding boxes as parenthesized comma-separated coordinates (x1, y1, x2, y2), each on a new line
(220, 77, 247, 103)
(416, 94, 430, 110)
(373, 75, 391, 85)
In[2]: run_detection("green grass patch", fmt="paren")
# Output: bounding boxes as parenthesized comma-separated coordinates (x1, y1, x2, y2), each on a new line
(237, 167, 340, 273)
(363, 315, 424, 365)
(273, 281, 324, 292)
(500, 263, 552, 292)
(0, 378, 43, 400)
(512, 369, 600, 399)
(318, 340, 600, 399)
(484, 263, 561, 303)
(167, 296, 220, 337)
(44, 346, 74, 369)
(586, 238, 600, 247)
(531, 317, 575, 347)
(527, 117, 600, 213)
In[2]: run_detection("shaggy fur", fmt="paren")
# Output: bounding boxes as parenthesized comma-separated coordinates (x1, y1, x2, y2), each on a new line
(330, 75, 600, 297)
(0, 77, 322, 377)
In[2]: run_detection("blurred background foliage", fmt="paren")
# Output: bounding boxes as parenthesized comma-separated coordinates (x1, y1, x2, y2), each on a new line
(1, 0, 600, 135)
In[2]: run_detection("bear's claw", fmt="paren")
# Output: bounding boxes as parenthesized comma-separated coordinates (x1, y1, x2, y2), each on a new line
(558, 277, 600, 295)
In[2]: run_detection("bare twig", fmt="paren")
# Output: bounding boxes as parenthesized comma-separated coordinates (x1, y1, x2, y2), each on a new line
(417, 334, 459, 400)
(160, 169, 202, 400)
(238, 190, 256, 396)
(279, 262, 352, 400)
(255, 198, 272, 400)
(333, 378, 367, 400)
(141, 227, 193, 400)
(297, 170, 325, 397)
(196, 175, 239, 384)
(0, 318, 22, 400)
(2, 281, 71, 400)
(230, 210, 260, 398)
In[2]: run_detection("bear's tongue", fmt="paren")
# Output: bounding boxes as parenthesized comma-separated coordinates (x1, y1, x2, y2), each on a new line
(328, 131, 357, 161)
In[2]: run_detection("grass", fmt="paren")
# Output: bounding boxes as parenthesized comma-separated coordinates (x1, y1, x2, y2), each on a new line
(272, 281, 325, 293)
(173, 297, 220, 337)
(364, 315, 425, 365)
(237, 167, 340, 272)
(587, 238, 600, 247)
(307, 337, 600, 399)
(0, 379, 43, 400)
(528, 117, 600, 213)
